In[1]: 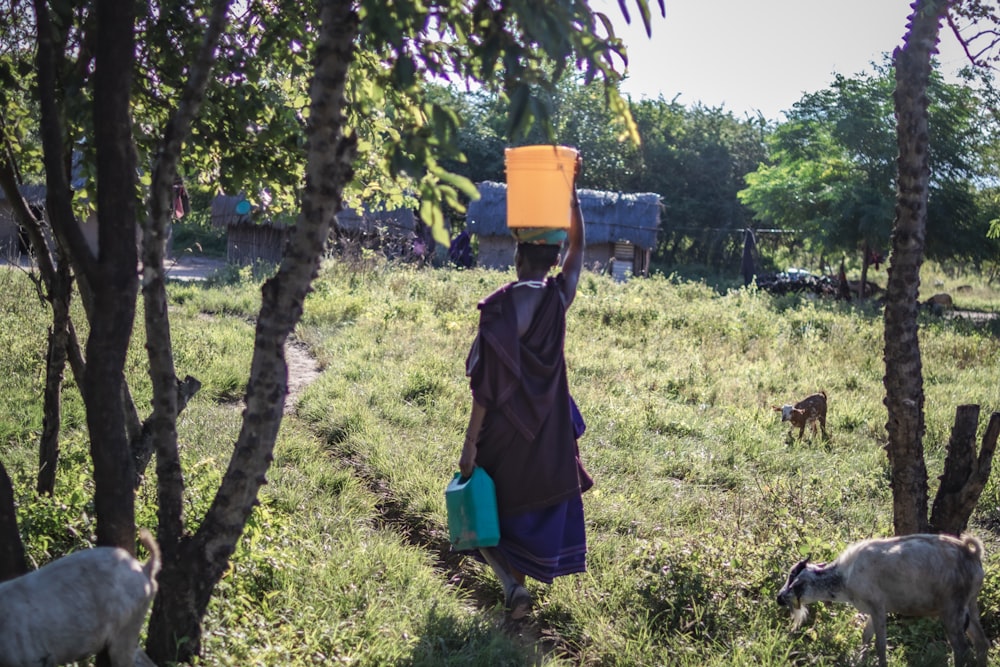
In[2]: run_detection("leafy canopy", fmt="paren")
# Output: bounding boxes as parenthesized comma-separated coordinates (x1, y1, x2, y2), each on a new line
(739, 63, 1000, 265)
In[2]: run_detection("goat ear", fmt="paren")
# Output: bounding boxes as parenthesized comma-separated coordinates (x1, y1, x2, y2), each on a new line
(772, 406, 781, 411)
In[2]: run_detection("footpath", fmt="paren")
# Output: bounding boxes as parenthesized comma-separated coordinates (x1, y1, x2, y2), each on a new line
(1, 253, 228, 282)
(161, 254, 228, 281)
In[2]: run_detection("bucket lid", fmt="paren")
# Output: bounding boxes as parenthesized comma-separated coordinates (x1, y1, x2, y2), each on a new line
(505, 145, 579, 162)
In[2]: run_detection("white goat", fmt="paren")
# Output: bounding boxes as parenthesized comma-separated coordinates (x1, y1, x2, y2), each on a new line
(777, 533, 989, 667)
(0, 529, 161, 667)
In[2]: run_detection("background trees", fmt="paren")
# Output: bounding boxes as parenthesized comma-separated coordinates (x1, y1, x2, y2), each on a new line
(739, 62, 1000, 283)
(635, 102, 768, 268)
(434, 59, 1000, 278)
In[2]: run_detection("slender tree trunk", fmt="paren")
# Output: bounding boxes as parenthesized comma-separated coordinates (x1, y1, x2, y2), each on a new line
(86, 0, 139, 552)
(32, 0, 152, 501)
(146, 0, 358, 661)
(884, 0, 949, 536)
(860, 240, 870, 299)
(0, 460, 27, 582)
(33, 0, 98, 282)
(133, 0, 228, 659)
(0, 153, 75, 496)
(38, 256, 72, 495)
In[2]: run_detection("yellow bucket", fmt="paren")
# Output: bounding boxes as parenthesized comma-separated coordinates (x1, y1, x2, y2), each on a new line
(504, 145, 578, 229)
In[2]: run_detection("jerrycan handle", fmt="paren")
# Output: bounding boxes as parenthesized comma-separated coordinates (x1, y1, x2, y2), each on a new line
(449, 466, 482, 490)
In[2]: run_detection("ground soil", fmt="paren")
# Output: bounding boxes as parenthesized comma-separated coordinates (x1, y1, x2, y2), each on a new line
(284, 340, 321, 414)
(165, 254, 322, 413)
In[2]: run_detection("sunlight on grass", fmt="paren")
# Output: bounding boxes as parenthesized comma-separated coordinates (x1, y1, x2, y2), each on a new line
(2, 258, 999, 665)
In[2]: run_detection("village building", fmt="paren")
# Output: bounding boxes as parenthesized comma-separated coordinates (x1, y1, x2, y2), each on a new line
(466, 182, 661, 280)
(211, 194, 422, 265)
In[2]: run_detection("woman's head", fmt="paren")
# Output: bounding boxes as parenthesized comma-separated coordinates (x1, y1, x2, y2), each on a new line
(515, 243, 561, 275)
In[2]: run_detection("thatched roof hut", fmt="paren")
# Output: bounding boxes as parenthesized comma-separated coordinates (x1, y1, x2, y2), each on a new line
(210, 194, 252, 228)
(0, 184, 47, 207)
(332, 206, 423, 263)
(211, 194, 287, 265)
(335, 206, 417, 236)
(466, 181, 661, 279)
(211, 194, 421, 265)
(0, 154, 99, 259)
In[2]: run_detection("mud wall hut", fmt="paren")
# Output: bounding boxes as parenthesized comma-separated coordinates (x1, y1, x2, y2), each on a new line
(212, 193, 421, 265)
(333, 206, 420, 261)
(211, 194, 283, 265)
(466, 182, 661, 279)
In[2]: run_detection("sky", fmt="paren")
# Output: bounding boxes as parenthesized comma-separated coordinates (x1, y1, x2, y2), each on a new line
(592, 0, 974, 121)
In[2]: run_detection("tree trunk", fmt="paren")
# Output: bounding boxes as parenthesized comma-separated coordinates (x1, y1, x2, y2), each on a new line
(884, 0, 949, 536)
(837, 257, 852, 301)
(0, 459, 27, 582)
(38, 256, 72, 495)
(33, 0, 99, 286)
(0, 154, 75, 496)
(860, 240, 870, 299)
(86, 0, 139, 552)
(133, 2, 228, 661)
(930, 408, 1000, 534)
(145, 0, 359, 661)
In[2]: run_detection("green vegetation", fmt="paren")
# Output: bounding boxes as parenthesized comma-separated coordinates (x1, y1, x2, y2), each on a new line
(3, 260, 1000, 665)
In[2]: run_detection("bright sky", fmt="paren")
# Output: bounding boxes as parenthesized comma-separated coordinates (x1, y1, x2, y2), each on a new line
(593, 0, 973, 121)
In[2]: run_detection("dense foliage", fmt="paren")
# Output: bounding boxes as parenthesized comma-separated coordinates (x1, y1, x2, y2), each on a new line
(739, 64, 1000, 270)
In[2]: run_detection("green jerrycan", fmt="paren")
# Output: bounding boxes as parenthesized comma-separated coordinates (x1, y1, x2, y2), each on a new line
(446, 467, 500, 550)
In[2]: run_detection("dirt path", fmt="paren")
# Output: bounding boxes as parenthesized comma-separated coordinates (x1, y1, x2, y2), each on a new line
(166, 256, 560, 656)
(161, 255, 320, 413)
(284, 339, 321, 414)
(161, 254, 228, 281)
(279, 337, 557, 657)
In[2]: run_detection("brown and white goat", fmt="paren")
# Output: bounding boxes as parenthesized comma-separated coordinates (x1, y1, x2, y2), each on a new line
(773, 391, 827, 439)
(0, 530, 160, 667)
(777, 533, 989, 667)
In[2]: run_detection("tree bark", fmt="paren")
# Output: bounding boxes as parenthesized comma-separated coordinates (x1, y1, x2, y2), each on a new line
(0, 459, 27, 582)
(145, 0, 358, 661)
(860, 240, 871, 299)
(133, 2, 228, 660)
(38, 255, 72, 495)
(86, 0, 140, 552)
(930, 408, 1000, 534)
(883, 0, 949, 536)
(32, 0, 99, 285)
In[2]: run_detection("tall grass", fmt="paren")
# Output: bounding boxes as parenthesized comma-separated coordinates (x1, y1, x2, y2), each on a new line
(1, 259, 999, 665)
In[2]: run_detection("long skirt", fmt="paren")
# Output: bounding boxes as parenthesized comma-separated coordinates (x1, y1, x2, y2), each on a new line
(497, 494, 587, 585)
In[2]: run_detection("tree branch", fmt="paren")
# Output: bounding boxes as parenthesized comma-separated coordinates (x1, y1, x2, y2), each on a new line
(142, 0, 231, 561)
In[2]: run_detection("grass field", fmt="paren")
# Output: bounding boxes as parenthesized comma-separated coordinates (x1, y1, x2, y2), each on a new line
(2, 258, 1000, 666)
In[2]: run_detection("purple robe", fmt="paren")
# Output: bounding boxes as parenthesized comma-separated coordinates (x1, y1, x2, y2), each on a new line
(466, 275, 592, 517)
